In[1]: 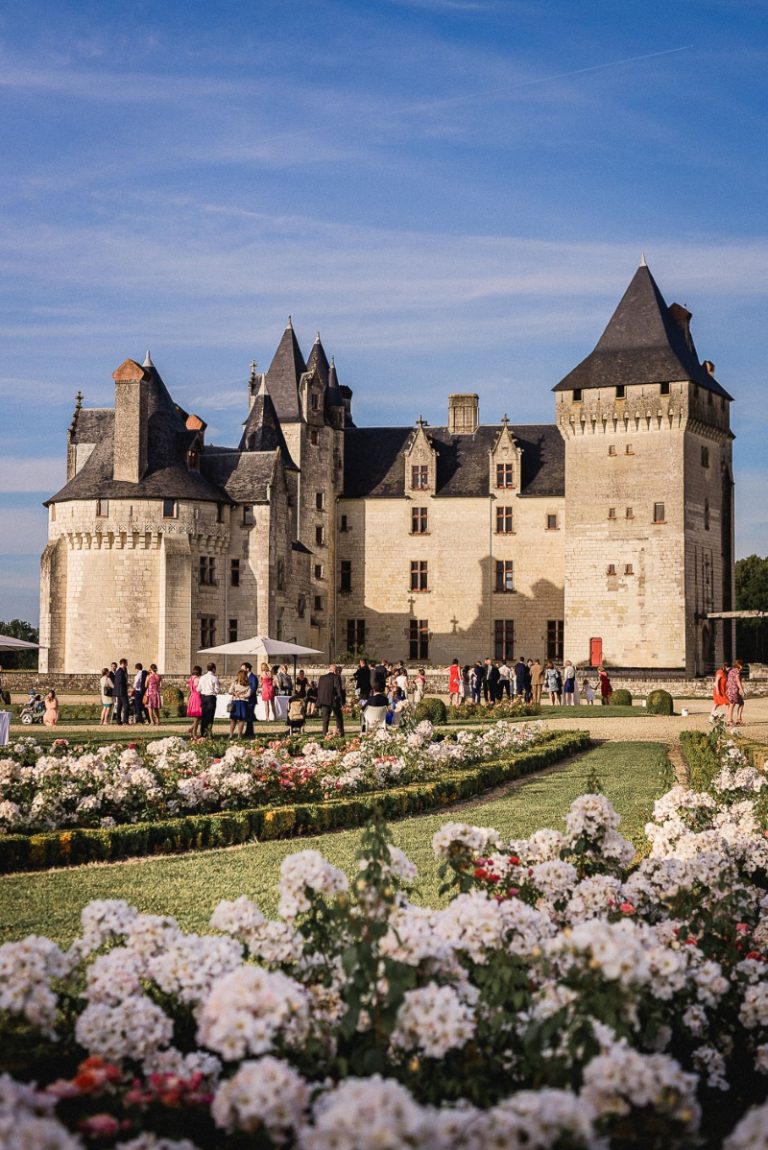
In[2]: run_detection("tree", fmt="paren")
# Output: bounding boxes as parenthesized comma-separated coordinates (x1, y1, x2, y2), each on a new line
(735, 555, 768, 662)
(0, 619, 39, 670)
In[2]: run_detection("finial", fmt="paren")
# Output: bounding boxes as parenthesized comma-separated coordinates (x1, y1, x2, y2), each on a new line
(315, 331, 321, 342)
(257, 376, 269, 397)
(416, 415, 427, 429)
(639, 252, 647, 267)
(287, 315, 293, 328)
(249, 361, 258, 385)
(143, 349, 154, 368)
(501, 412, 509, 428)
(75, 390, 83, 410)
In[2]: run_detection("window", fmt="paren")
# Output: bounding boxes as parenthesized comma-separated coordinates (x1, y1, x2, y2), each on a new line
(96, 498, 109, 517)
(187, 448, 200, 471)
(340, 513, 349, 532)
(660, 381, 670, 396)
(315, 491, 325, 511)
(625, 444, 634, 455)
(412, 507, 429, 534)
(496, 506, 513, 534)
(242, 505, 254, 526)
(704, 499, 710, 530)
(606, 563, 617, 576)
(277, 559, 285, 591)
(163, 499, 178, 519)
(494, 619, 514, 661)
(547, 620, 564, 661)
(624, 563, 634, 575)
(311, 392, 319, 412)
(411, 464, 429, 490)
(495, 560, 514, 593)
(626, 507, 634, 519)
(573, 389, 582, 402)
(340, 560, 352, 592)
(616, 385, 626, 400)
(314, 563, 324, 580)
(199, 556, 217, 586)
(496, 463, 514, 489)
(608, 507, 617, 520)
(310, 428, 320, 446)
(653, 502, 665, 523)
(410, 560, 428, 591)
(608, 445, 617, 456)
(230, 559, 240, 587)
(228, 618, 238, 643)
(314, 594, 323, 613)
(409, 619, 429, 660)
(297, 595, 306, 619)
(200, 616, 216, 648)
(315, 525, 325, 546)
(216, 503, 225, 523)
(546, 513, 558, 531)
(701, 446, 710, 468)
(347, 619, 366, 652)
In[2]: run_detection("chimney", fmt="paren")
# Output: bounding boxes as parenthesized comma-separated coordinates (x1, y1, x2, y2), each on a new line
(668, 303, 693, 351)
(112, 359, 149, 483)
(448, 393, 479, 435)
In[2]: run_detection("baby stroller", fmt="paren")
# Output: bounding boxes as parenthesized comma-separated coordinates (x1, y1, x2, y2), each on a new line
(20, 691, 45, 725)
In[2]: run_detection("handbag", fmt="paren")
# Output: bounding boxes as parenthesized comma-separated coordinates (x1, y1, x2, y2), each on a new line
(226, 702, 234, 714)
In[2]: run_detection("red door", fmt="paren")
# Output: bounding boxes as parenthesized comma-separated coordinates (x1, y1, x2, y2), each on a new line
(590, 637, 602, 667)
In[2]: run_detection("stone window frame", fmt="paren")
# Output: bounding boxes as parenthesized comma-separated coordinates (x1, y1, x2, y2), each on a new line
(410, 559, 429, 592)
(494, 619, 514, 661)
(347, 618, 366, 652)
(495, 559, 514, 593)
(411, 464, 429, 491)
(230, 558, 241, 587)
(96, 498, 109, 518)
(199, 555, 217, 587)
(163, 498, 178, 519)
(339, 560, 352, 593)
(653, 502, 666, 524)
(409, 618, 429, 660)
(546, 619, 564, 661)
(495, 463, 515, 489)
(495, 506, 513, 534)
(411, 506, 429, 534)
(200, 616, 216, 648)
(228, 618, 238, 644)
(545, 513, 558, 531)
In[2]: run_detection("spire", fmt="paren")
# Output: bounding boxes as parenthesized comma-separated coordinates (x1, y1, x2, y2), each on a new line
(143, 350, 154, 369)
(265, 321, 306, 422)
(306, 332, 330, 387)
(639, 252, 647, 267)
(553, 262, 732, 400)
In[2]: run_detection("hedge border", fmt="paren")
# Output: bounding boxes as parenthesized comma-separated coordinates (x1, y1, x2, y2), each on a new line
(680, 729, 766, 789)
(0, 731, 590, 873)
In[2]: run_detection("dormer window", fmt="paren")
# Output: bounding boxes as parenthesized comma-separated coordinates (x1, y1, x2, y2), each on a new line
(311, 392, 319, 413)
(411, 465, 429, 490)
(496, 463, 514, 489)
(187, 447, 200, 471)
(242, 505, 254, 526)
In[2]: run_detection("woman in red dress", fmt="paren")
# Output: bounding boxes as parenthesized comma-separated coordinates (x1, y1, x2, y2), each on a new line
(598, 667, 613, 706)
(187, 664, 202, 738)
(710, 662, 729, 722)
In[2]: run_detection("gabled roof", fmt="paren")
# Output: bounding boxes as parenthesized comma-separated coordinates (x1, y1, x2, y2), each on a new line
(238, 380, 298, 469)
(554, 263, 732, 400)
(265, 320, 306, 422)
(342, 424, 564, 499)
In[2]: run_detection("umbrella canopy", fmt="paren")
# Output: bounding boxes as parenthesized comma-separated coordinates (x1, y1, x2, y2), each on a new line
(198, 636, 322, 659)
(0, 634, 39, 651)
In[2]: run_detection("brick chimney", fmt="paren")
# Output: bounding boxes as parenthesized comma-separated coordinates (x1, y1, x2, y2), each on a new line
(448, 393, 479, 434)
(112, 359, 149, 483)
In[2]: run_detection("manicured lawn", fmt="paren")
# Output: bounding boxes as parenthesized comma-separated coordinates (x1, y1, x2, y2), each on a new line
(0, 741, 670, 945)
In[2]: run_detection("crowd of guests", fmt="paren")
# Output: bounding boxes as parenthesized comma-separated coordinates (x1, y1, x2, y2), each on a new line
(446, 657, 614, 707)
(185, 661, 320, 740)
(97, 661, 165, 727)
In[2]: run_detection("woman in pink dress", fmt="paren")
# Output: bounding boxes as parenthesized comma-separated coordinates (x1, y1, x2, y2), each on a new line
(145, 664, 163, 726)
(43, 689, 59, 726)
(260, 662, 276, 721)
(187, 664, 202, 738)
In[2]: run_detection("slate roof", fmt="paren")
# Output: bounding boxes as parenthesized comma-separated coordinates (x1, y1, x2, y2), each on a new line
(342, 424, 564, 499)
(265, 321, 306, 423)
(306, 336, 330, 386)
(554, 264, 732, 400)
(238, 381, 298, 469)
(47, 365, 226, 505)
(202, 449, 277, 503)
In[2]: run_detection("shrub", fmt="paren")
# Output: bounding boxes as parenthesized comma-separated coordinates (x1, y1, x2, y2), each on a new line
(414, 696, 447, 724)
(611, 688, 633, 706)
(162, 684, 186, 716)
(646, 688, 673, 715)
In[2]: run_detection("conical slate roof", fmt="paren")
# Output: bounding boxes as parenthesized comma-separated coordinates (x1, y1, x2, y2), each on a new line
(238, 379, 297, 468)
(306, 334, 330, 386)
(265, 319, 306, 422)
(554, 263, 732, 400)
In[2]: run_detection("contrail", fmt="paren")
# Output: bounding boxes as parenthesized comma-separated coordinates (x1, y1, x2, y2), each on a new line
(411, 44, 694, 113)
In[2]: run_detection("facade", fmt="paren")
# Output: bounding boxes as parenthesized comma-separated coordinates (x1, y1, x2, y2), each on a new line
(39, 262, 735, 675)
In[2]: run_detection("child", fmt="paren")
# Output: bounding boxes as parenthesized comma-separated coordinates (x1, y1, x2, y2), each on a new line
(286, 692, 307, 735)
(581, 677, 595, 705)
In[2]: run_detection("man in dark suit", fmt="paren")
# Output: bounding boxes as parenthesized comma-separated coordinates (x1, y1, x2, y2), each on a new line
(353, 658, 371, 700)
(133, 663, 148, 724)
(113, 658, 129, 725)
(316, 663, 345, 736)
(242, 661, 259, 737)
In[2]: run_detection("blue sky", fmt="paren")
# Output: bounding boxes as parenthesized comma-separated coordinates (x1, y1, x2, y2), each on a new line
(1, 0, 767, 624)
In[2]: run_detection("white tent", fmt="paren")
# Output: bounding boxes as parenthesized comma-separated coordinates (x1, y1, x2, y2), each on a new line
(198, 635, 323, 677)
(0, 634, 39, 651)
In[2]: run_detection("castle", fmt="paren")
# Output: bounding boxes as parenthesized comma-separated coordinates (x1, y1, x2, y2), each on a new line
(39, 261, 735, 676)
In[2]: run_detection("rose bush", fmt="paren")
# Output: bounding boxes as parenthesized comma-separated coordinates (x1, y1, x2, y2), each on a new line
(1, 730, 768, 1147)
(0, 722, 547, 835)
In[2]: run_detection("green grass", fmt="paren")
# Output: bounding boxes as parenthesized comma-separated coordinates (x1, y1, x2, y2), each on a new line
(0, 741, 670, 945)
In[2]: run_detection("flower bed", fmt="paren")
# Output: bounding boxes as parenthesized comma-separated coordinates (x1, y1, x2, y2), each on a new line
(1, 728, 768, 1148)
(0, 731, 589, 872)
